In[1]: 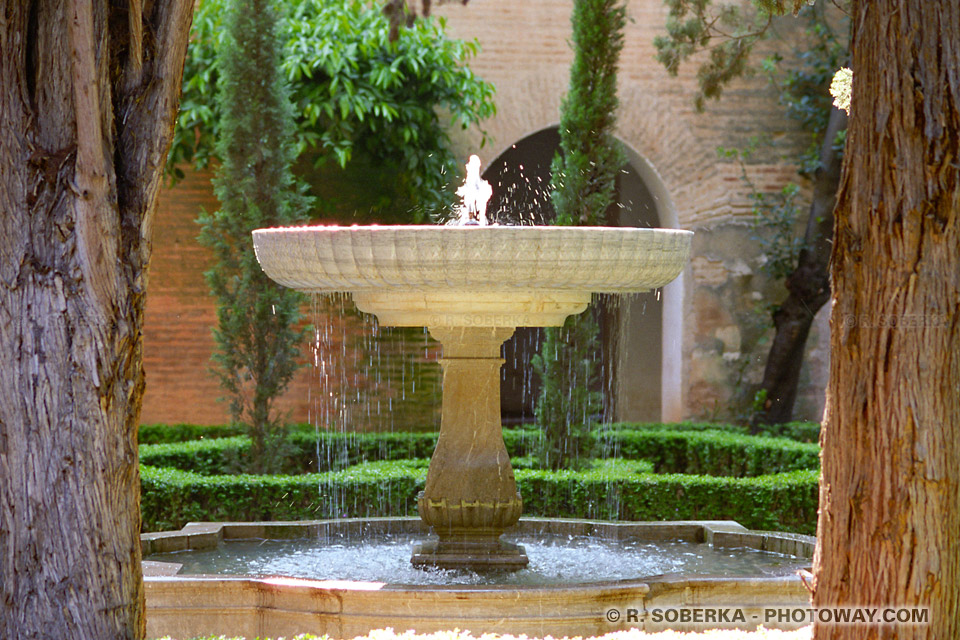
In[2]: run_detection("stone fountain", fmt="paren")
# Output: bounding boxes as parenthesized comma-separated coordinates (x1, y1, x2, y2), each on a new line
(141, 166, 819, 640)
(252, 178, 692, 570)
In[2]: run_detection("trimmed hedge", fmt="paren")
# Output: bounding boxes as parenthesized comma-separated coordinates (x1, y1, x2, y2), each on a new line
(139, 430, 440, 474)
(139, 423, 245, 444)
(141, 427, 819, 477)
(141, 457, 816, 535)
(140, 460, 427, 532)
(138, 422, 820, 536)
(138, 420, 822, 446)
(608, 420, 821, 443)
(602, 429, 819, 476)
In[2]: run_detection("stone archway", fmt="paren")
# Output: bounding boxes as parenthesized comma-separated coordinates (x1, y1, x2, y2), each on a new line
(483, 127, 681, 423)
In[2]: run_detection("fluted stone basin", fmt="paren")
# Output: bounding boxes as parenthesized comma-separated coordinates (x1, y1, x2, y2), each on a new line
(253, 225, 692, 570)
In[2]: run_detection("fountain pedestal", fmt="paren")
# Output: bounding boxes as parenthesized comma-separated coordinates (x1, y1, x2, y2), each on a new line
(352, 290, 593, 571)
(412, 327, 526, 570)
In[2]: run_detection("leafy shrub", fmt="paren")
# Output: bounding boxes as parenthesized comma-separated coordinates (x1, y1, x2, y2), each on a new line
(139, 423, 244, 444)
(139, 422, 820, 535)
(141, 460, 427, 532)
(141, 457, 816, 535)
(169, 0, 496, 220)
(141, 430, 440, 474)
(608, 420, 821, 442)
(140, 425, 818, 477)
(602, 429, 819, 476)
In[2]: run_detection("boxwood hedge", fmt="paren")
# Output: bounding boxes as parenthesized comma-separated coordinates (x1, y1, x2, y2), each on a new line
(140, 426, 819, 477)
(138, 422, 821, 536)
(140, 458, 816, 535)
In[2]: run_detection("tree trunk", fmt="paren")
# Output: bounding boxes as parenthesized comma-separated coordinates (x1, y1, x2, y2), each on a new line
(0, 2, 193, 638)
(812, 2, 960, 638)
(753, 106, 847, 427)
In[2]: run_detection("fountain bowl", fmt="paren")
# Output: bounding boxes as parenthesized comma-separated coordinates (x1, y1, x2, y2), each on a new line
(143, 517, 814, 639)
(252, 225, 692, 326)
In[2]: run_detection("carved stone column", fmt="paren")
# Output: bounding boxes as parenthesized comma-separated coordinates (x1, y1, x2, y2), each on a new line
(411, 326, 528, 570)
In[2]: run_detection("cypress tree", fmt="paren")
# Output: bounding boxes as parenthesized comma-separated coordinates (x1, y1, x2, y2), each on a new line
(198, 0, 313, 473)
(535, 0, 627, 470)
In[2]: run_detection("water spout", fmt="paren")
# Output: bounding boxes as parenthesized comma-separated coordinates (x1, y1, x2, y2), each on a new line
(455, 155, 493, 226)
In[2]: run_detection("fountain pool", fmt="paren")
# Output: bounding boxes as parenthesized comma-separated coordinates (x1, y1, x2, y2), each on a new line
(143, 518, 815, 638)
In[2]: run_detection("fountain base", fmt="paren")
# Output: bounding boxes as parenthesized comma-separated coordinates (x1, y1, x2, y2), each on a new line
(411, 538, 528, 571)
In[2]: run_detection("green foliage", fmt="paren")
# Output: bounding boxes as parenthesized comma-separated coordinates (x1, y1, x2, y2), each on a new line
(141, 461, 818, 534)
(605, 419, 821, 442)
(198, 0, 313, 474)
(718, 142, 805, 281)
(711, 6, 847, 285)
(602, 428, 820, 476)
(139, 429, 441, 474)
(523, 468, 819, 534)
(654, 0, 846, 111)
(169, 0, 496, 221)
(760, 9, 847, 173)
(532, 314, 604, 470)
(537, 0, 627, 470)
(138, 423, 245, 444)
(138, 421, 821, 473)
(139, 424, 820, 533)
(140, 460, 427, 532)
(550, 0, 627, 226)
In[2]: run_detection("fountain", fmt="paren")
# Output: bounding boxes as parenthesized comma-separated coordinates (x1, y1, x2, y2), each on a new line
(139, 159, 815, 639)
(250, 157, 691, 570)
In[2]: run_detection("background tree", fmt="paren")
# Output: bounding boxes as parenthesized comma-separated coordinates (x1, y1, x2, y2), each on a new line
(199, 0, 312, 473)
(534, 0, 626, 470)
(0, 1, 194, 638)
(656, 0, 849, 425)
(169, 0, 495, 222)
(659, 5, 959, 632)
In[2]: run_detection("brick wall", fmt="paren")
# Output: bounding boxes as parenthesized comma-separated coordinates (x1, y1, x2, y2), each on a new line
(141, 0, 828, 426)
(142, 170, 443, 429)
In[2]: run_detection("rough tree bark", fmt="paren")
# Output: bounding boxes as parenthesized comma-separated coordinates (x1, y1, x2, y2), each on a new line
(753, 106, 847, 427)
(0, 2, 193, 638)
(812, 1, 959, 638)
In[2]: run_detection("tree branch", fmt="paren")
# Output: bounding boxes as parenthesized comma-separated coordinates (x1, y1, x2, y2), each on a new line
(124, 0, 144, 91)
(68, 0, 118, 321)
(116, 0, 193, 280)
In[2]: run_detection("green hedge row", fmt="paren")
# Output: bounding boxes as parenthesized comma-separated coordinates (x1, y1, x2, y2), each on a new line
(139, 420, 821, 446)
(139, 423, 246, 444)
(608, 420, 821, 443)
(602, 430, 819, 476)
(140, 458, 817, 535)
(140, 427, 819, 477)
(138, 430, 441, 474)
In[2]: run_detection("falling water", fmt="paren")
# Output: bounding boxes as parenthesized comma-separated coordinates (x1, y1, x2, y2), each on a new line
(304, 152, 668, 528)
(309, 293, 442, 521)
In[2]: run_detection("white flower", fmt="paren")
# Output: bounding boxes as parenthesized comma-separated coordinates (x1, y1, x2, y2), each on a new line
(830, 67, 853, 115)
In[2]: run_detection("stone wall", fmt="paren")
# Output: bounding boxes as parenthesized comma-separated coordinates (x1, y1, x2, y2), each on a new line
(140, 0, 829, 426)
(433, 0, 827, 422)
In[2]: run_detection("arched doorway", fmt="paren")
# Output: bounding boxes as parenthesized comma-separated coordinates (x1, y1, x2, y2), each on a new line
(483, 127, 676, 423)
